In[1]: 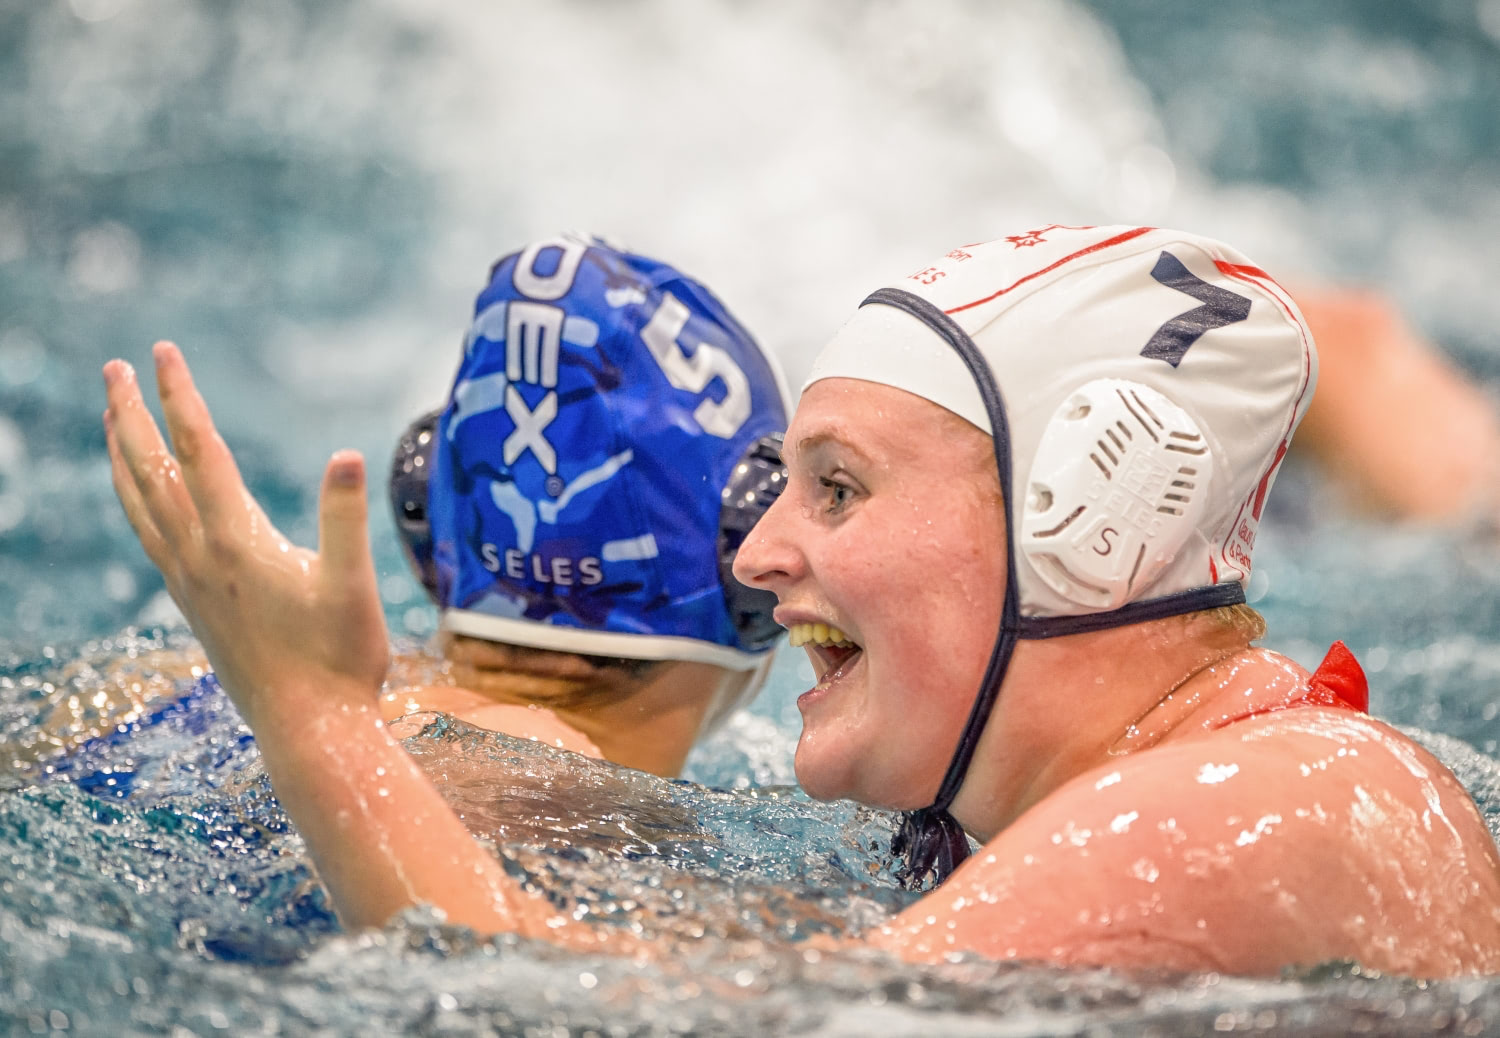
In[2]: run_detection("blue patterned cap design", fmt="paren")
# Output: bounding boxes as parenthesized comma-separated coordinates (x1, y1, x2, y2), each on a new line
(427, 234, 788, 669)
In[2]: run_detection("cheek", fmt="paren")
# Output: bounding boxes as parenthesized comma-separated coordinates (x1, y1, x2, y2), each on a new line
(882, 510, 1005, 662)
(863, 526, 1001, 731)
(798, 497, 1004, 797)
(808, 524, 891, 618)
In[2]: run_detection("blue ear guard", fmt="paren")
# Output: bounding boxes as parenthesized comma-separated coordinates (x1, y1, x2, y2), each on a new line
(388, 408, 441, 601)
(716, 433, 786, 653)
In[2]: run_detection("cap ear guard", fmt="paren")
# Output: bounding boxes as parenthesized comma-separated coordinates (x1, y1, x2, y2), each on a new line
(389, 409, 441, 601)
(716, 432, 787, 653)
(1020, 379, 1212, 611)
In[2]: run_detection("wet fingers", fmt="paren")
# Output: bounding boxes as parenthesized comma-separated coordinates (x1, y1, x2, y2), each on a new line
(152, 341, 248, 528)
(102, 358, 200, 550)
(318, 450, 377, 591)
(104, 409, 169, 567)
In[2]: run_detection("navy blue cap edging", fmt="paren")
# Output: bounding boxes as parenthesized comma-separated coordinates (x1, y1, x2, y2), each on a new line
(1018, 583, 1246, 639)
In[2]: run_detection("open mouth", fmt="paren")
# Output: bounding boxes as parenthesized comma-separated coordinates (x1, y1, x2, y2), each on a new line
(786, 623, 864, 684)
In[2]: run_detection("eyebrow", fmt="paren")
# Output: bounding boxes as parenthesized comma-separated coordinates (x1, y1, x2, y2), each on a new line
(792, 430, 875, 467)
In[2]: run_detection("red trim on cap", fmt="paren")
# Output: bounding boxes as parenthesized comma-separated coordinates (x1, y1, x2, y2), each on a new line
(945, 226, 1155, 315)
(1210, 263, 1315, 581)
(1214, 260, 1286, 292)
(1252, 442, 1289, 522)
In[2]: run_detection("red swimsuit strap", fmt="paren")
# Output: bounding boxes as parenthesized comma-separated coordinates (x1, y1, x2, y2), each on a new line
(1215, 640, 1369, 728)
(1304, 640, 1369, 712)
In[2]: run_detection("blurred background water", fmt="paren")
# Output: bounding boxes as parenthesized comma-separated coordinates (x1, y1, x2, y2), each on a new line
(3, 0, 1500, 651)
(4, 0, 1500, 1034)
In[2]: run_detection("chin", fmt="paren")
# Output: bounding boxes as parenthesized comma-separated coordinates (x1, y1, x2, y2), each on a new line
(792, 739, 913, 810)
(792, 736, 863, 803)
(792, 750, 843, 802)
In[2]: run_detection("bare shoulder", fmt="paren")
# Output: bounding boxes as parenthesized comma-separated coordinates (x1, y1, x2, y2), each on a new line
(877, 710, 1500, 976)
(458, 702, 603, 758)
(382, 684, 602, 760)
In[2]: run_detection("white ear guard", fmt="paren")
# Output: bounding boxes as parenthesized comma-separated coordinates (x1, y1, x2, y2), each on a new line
(1021, 379, 1213, 611)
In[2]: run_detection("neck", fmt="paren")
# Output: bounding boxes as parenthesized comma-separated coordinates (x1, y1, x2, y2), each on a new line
(947, 615, 1307, 842)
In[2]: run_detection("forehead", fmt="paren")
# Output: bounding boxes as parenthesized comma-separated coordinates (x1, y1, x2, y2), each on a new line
(786, 377, 990, 471)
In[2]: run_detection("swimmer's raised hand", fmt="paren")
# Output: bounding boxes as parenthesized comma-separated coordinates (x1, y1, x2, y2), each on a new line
(102, 342, 390, 725)
(102, 344, 567, 936)
(100, 343, 548, 936)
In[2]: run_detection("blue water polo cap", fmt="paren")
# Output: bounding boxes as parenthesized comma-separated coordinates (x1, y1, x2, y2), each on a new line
(410, 233, 789, 670)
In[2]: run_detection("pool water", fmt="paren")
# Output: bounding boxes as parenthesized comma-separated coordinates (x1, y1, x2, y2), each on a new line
(5, 0, 1500, 1034)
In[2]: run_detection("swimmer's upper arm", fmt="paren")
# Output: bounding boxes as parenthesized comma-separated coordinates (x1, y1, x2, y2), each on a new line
(867, 736, 1341, 974)
(381, 686, 604, 758)
(456, 703, 603, 758)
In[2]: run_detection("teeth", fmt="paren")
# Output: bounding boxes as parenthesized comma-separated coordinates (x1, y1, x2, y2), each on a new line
(786, 622, 857, 649)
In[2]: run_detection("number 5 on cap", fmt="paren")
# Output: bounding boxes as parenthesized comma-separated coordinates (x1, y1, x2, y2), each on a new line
(640, 293, 752, 439)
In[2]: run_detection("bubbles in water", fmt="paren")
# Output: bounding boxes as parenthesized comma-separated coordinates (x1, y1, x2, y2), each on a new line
(402, 606, 435, 636)
(67, 222, 143, 296)
(103, 564, 137, 603)
(136, 590, 185, 628)
(0, 328, 46, 387)
(381, 574, 414, 606)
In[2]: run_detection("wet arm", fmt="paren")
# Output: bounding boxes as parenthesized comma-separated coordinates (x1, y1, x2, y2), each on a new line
(1294, 289, 1500, 520)
(242, 683, 522, 932)
(100, 344, 627, 950)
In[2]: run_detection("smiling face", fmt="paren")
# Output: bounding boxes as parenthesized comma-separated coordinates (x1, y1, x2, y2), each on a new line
(732, 378, 1008, 809)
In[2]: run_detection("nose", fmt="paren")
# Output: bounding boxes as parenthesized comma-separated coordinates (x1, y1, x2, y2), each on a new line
(731, 485, 803, 593)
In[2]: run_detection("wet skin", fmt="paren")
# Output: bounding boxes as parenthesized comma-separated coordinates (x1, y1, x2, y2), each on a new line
(730, 376, 1008, 808)
(103, 344, 636, 948)
(105, 349, 1500, 976)
(875, 704, 1500, 974)
(736, 378, 1500, 975)
(383, 635, 756, 777)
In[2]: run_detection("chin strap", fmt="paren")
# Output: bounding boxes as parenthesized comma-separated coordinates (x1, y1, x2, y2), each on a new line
(891, 806, 973, 889)
(863, 288, 1023, 892)
(863, 289, 1246, 892)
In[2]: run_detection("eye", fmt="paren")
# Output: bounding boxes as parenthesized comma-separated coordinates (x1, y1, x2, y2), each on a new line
(818, 476, 855, 514)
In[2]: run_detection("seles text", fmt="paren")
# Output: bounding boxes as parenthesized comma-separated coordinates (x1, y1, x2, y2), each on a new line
(479, 544, 603, 586)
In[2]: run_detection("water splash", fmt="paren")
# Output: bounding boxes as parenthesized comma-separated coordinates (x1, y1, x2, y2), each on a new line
(6, 634, 1500, 1032)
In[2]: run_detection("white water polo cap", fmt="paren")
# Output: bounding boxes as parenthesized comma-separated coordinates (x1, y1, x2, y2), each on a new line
(806, 225, 1317, 626)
